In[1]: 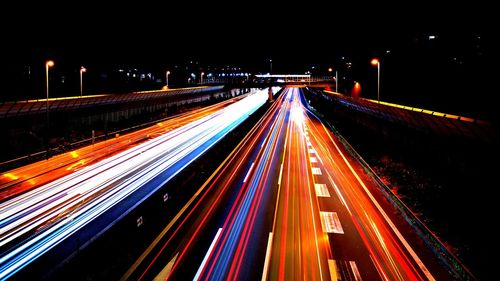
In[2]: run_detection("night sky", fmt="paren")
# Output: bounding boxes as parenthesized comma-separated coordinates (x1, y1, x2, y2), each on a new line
(2, 2, 497, 120)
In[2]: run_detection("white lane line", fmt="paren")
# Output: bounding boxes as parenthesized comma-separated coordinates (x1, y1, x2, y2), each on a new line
(312, 167, 322, 175)
(307, 182, 325, 281)
(328, 175, 351, 214)
(310, 157, 317, 163)
(320, 212, 344, 234)
(283, 135, 287, 152)
(261, 135, 268, 148)
(323, 124, 436, 281)
(309, 148, 316, 154)
(328, 259, 338, 281)
(349, 261, 362, 281)
(307, 141, 312, 147)
(194, 228, 223, 281)
(278, 163, 284, 186)
(243, 162, 255, 183)
(314, 184, 330, 197)
(261, 232, 274, 281)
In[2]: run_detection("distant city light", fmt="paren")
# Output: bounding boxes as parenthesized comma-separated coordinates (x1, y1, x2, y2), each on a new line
(429, 35, 436, 40)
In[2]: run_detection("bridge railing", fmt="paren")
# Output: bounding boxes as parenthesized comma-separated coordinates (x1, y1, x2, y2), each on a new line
(0, 86, 224, 119)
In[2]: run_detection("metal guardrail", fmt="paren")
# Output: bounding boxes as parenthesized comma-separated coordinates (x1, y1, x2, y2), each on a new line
(323, 90, 487, 125)
(0, 112, 175, 172)
(0, 86, 233, 172)
(304, 94, 477, 280)
(317, 89, 498, 142)
(0, 86, 224, 118)
(329, 123, 476, 280)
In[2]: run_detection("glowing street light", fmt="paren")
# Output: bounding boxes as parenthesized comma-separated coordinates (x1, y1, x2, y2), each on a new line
(80, 66, 86, 97)
(329, 67, 338, 92)
(45, 60, 55, 116)
(45, 60, 54, 157)
(371, 58, 380, 102)
(46, 60, 54, 103)
(352, 81, 362, 97)
(201, 72, 204, 84)
(166, 70, 170, 88)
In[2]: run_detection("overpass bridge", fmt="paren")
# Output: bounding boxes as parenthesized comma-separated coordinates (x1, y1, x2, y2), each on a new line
(311, 88, 499, 142)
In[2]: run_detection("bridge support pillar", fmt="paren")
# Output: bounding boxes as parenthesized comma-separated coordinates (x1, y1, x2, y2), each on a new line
(268, 87, 274, 102)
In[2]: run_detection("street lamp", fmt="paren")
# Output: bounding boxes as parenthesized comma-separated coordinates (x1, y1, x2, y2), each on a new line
(328, 67, 339, 92)
(371, 58, 380, 102)
(165, 70, 170, 88)
(45, 60, 55, 116)
(46, 60, 54, 103)
(269, 59, 272, 75)
(335, 70, 338, 93)
(80, 66, 86, 97)
(45, 60, 54, 157)
(201, 72, 204, 84)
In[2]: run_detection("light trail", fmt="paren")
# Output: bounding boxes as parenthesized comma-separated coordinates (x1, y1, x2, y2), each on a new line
(0, 89, 272, 280)
(124, 87, 449, 281)
(0, 94, 247, 201)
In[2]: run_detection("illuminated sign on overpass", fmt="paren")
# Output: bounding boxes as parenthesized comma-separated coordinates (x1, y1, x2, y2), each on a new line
(255, 74, 311, 82)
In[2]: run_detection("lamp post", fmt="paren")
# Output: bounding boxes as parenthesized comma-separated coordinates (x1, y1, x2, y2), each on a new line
(328, 67, 338, 92)
(166, 70, 170, 88)
(201, 72, 204, 85)
(46, 60, 54, 105)
(80, 66, 86, 97)
(269, 59, 272, 75)
(45, 60, 54, 157)
(371, 58, 380, 102)
(335, 70, 338, 93)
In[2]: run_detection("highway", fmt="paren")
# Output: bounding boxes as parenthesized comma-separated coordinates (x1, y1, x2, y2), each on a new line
(126, 87, 449, 280)
(0, 88, 275, 280)
(0, 94, 249, 202)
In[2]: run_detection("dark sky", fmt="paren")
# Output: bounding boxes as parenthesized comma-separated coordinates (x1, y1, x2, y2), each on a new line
(3, 2, 493, 67)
